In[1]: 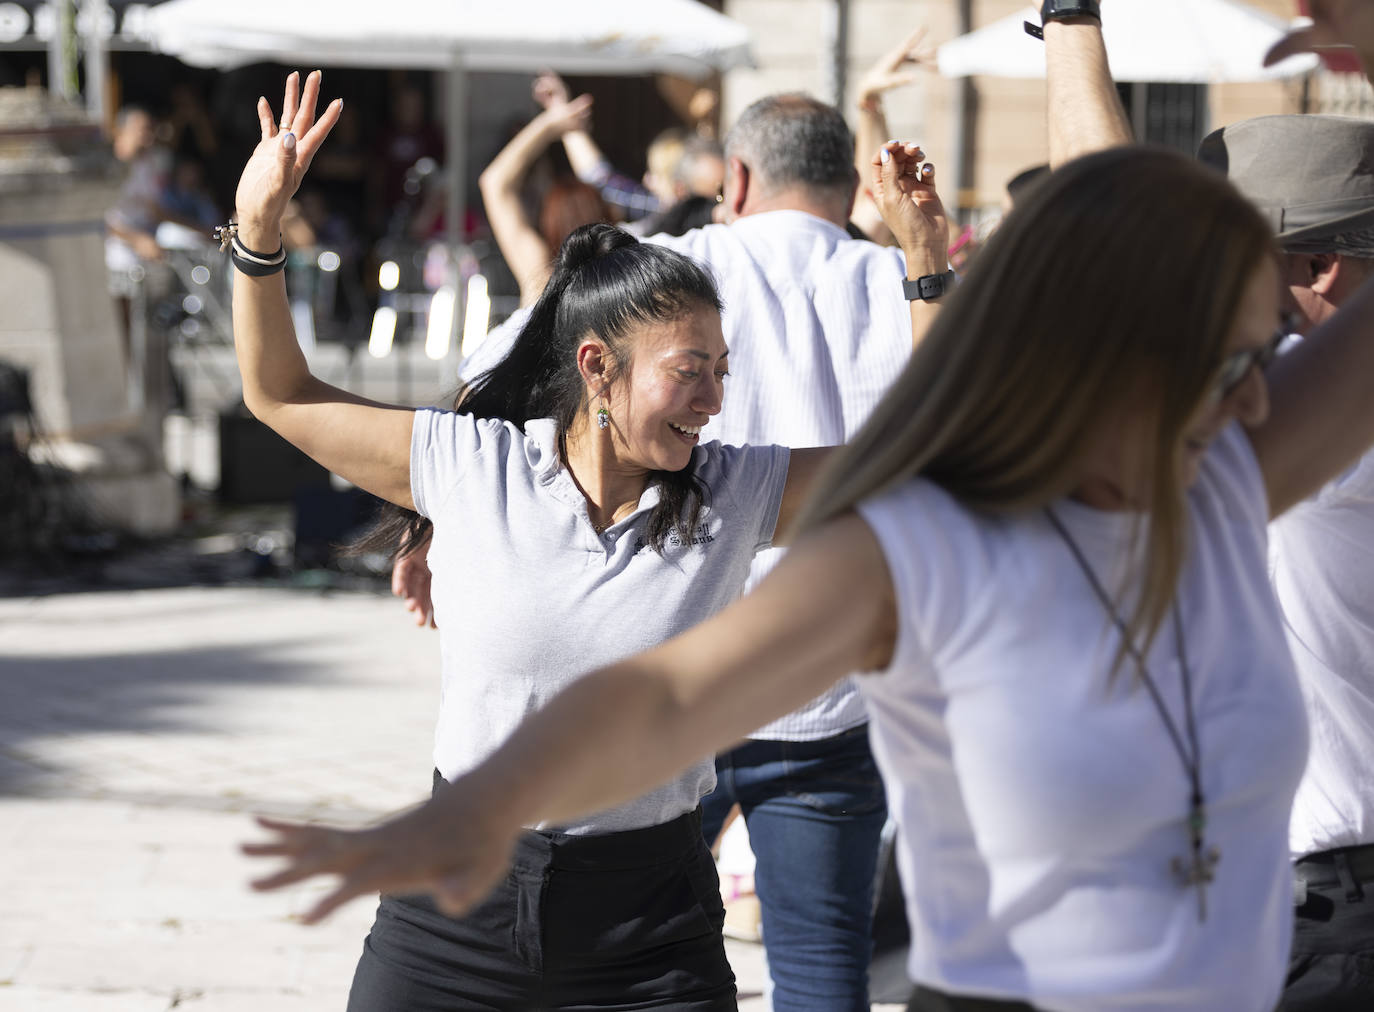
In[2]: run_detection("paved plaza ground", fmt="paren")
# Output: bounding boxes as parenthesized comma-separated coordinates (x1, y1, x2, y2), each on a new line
(0, 539, 906, 1011)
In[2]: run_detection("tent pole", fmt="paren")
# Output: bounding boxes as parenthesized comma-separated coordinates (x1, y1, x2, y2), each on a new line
(84, 0, 110, 124)
(826, 0, 850, 110)
(47, 0, 78, 101)
(446, 60, 468, 349)
(950, 0, 973, 217)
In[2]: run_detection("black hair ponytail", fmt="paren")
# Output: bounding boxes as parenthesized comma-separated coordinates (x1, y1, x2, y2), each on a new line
(352, 224, 722, 559)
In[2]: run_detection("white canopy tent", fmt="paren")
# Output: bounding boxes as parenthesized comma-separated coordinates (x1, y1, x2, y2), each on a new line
(144, 0, 755, 352)
(937, 1, 1319, 83)
(144, 0, 754, 77)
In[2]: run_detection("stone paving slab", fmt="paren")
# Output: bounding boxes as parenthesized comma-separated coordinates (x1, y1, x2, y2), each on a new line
(0, 583, 903, 1010)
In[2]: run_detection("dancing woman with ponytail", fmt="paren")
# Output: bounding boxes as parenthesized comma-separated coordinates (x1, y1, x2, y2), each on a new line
(226, 72, 850, 1011)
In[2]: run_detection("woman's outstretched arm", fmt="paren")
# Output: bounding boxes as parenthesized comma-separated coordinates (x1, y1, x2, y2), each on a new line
(233, 71, 416, 509)
(243, 511, 897, 923)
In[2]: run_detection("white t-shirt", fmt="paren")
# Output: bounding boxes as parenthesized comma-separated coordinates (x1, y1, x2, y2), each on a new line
(1272, 448, 1374, 857)
(854, 423, 1307, 1011)
(409, 409, 790, 834)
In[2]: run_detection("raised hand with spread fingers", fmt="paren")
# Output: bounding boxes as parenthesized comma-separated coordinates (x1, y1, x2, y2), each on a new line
(234, 71, 343, 254)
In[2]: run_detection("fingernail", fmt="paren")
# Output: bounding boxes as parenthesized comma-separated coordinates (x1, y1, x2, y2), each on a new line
(880, 148, 890, 163)
(282, 132, 296, 151)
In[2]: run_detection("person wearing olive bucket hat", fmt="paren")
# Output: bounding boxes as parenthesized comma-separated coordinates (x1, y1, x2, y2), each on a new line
(1200, 110, 1374, 1012)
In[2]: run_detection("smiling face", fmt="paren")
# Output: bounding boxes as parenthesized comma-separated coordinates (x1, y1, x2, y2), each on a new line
(596, 304, 729, 475)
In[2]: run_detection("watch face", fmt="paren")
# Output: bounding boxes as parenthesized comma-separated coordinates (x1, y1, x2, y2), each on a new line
(1043, 0, 1100, 18)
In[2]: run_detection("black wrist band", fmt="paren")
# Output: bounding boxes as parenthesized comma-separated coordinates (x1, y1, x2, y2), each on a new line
(1025, 0, 1101, 40)
(903, 270, 956, 302)
(229, 234, 287, 277)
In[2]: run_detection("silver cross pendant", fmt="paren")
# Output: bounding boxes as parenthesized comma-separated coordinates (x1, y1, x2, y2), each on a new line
(1171, 802, 1220, 921)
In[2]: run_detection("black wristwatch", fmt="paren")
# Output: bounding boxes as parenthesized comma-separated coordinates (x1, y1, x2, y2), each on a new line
(902, 270, 956, 302)
(1025, 0, 1101, 39)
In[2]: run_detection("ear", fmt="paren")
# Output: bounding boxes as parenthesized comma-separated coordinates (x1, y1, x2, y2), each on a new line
(575, 338, 609, 393)
(1308, 252, 1341, 296)
(724, 156, 749, 220)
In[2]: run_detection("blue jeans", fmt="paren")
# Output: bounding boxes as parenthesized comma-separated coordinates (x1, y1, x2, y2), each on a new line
(700, 724, 888, 1012)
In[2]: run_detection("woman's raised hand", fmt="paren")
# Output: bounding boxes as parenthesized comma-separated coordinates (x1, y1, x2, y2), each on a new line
(243, 786, 519, 924)
(234, 71, 343, 248)
(871, 141, 949, 273)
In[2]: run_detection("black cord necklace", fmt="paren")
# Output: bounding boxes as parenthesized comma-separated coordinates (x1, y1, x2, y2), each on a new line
(1044, 506, 1220, 922)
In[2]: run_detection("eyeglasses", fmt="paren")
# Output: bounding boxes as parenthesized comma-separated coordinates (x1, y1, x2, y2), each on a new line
(1208, 314, 1295, 403)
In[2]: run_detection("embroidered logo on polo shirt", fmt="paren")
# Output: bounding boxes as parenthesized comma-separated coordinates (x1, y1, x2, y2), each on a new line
(633, 521, 718, 554)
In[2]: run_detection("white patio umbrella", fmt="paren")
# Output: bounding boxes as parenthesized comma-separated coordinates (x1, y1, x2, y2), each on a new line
(144, 0, 753, 352)
(145, 0, 753, 78)
(937, 0, 1318, 82)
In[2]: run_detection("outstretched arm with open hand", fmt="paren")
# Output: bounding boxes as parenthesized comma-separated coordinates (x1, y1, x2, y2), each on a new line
(242, 512, 897, 924)
(232, 72, 416, 509)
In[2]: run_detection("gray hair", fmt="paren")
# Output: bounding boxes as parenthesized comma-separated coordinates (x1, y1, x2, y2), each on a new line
(674, 135, 724, 185)
(723, 93, 854, 196)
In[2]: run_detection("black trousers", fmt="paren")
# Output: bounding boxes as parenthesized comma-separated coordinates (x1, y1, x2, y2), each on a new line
(346, 799, 736, 1011)
(1280, 848, 1374, 1010)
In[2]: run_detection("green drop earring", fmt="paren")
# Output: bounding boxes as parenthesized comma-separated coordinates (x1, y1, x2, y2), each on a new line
(595, 397, 610, 430)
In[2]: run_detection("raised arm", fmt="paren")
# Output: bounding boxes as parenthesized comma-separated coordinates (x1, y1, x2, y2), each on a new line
(232, 72, 415, 509)
(243, 512, 897, 922)
(1247, 6, 1374, 515)
(533, 71, 660, 222)
(478, 94, 594, 305)
(850, 27, 934, 244)
(871, 140, 951, 349)
(1255, 276, 1374, 515)
(1265, 0, 1374, 90)
(1041, 2, 1132, 167)
(532, 72, 606, 186)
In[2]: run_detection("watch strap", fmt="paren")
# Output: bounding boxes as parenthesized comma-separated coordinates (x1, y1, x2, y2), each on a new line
(1025, 0, 1101, 39)
(1042, 0, 1102, 22)
(902, 270, 957, 302)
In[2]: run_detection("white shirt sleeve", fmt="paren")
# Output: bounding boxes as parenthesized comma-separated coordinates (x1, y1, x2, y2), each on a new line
(697, 441, 792, 555)
(409, 408, 491, 520)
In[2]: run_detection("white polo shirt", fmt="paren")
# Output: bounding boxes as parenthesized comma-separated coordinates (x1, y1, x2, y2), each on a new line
(410, 409, 791, 834)
(462, 212, 912, 740)
(855, 422, 1307, 1010)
